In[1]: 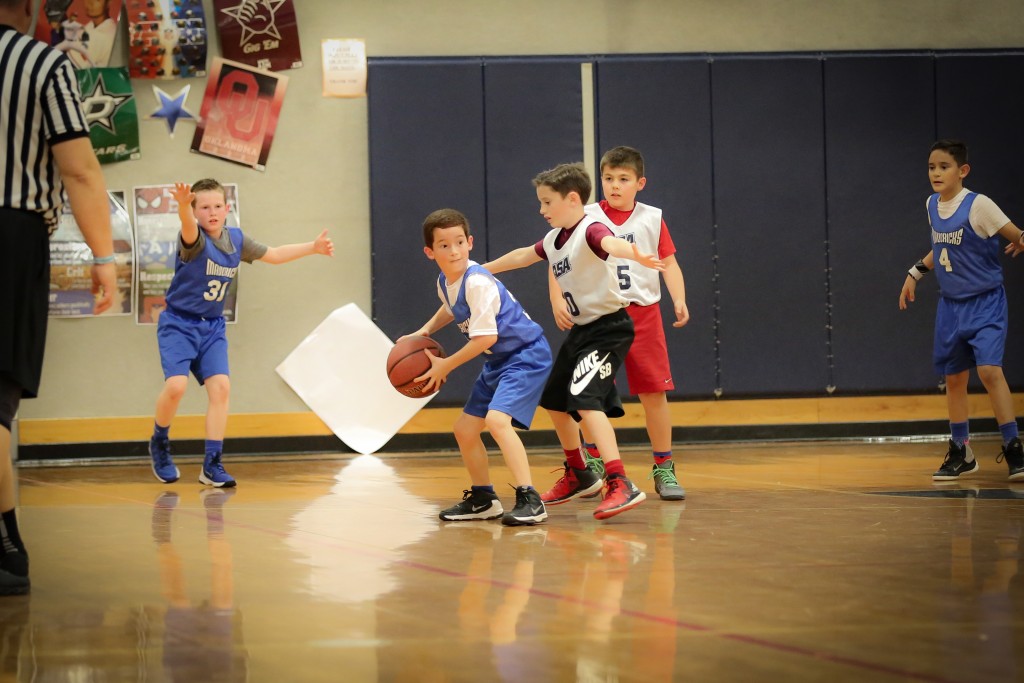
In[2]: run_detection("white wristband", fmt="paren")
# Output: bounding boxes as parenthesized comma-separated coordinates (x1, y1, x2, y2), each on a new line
(908, 260, 929, 281)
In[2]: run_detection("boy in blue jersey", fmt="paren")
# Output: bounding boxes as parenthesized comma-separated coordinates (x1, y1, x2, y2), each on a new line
(408, 208, 553, 526)
(149, 180, 334, 487)
(900, 140, 1024, 482)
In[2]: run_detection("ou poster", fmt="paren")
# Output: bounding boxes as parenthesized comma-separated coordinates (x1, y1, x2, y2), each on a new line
(49, 190, 134, 318)
(134, 183, 241, 325)
(34, 0, 124, 69)
(190, 58, 288, 171)
(213, 0, 302, 72)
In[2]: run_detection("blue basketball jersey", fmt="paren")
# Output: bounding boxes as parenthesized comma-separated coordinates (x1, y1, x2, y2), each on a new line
(929, 192, 1002, 300)
(165, 228, 244, 318)
(439, 263, 544, 361)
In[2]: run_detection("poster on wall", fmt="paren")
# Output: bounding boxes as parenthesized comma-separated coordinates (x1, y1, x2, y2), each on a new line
(134, 183, 241, 325)
(124, 0, 207, 79)
(321, 39, 366, 98)
(213, 0, 302, 71)
(34, 0, 124, 68)
(49, 190, 134, 318)
(190, 58, 288, 171)
(76, 67, 141, 164)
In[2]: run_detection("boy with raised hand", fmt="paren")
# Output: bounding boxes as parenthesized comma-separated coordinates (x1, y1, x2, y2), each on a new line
(485, 162, 664, 520)
(408, 208, 553, 527)
(562, 146, 690, 502)
(899, 140, 1024, 482)
(149, 180, 334, 488)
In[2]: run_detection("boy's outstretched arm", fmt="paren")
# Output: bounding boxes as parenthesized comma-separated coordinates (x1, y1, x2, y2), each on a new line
(661, 254, 690, 327)
(481, 245, 542, 274)
(170, 183, 198, 245)
(899, 251, 933, 310)
(600, 237, 665, 271)
(260, 229, 334, 264)
(998, 221, 1024, 257)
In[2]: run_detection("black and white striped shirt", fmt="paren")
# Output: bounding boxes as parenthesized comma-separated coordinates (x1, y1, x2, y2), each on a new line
(1, 24, 89, 232)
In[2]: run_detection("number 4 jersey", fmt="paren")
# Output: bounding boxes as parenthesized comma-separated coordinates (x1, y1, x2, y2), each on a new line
(164, 227, 267, 318)
(927, 188, 1009, 300)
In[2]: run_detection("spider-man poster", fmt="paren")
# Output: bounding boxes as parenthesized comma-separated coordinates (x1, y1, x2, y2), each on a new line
(213, 0, 302, 72)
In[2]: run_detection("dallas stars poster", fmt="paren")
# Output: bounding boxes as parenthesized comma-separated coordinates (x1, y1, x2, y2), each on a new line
(213, 0, 302, 72)
(76, 67, 140, 164)
(190, 58, 288, 171)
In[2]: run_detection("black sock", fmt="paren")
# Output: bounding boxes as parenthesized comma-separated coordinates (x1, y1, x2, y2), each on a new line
(1, 509, 26, 555)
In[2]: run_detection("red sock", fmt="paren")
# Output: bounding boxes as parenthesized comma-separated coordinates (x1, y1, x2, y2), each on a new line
(653, 451, 672, 466)
(604, 459, 625, 479)
(565, 447, 586, 470)
(584, 442, 600, 459)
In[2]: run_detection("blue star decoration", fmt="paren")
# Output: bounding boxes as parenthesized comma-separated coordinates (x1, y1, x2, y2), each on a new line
(149, 85, 195, 137)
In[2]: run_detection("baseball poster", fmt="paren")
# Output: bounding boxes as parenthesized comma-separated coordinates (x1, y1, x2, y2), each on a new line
(190, 58, 288, 171)
(34, 0, 123, 69)
(213, 0, 302, 72)
(134, 183, 241, 325)
(49, 191, 134, 318)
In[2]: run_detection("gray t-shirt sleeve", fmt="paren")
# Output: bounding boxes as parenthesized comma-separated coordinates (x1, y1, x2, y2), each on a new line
(177, 231, 206, 263)
(241, 235, 268, 263)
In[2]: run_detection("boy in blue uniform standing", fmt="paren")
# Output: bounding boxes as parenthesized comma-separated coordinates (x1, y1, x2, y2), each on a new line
(409, 208, 553, 526)
(899, 140, 1024, 481)
(149, 180, 334, 487)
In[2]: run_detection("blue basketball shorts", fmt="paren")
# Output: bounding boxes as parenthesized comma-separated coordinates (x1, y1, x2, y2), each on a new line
(932, 286, 1007, 376)
(464, 336, 553, 430)
(157, 309, 229, 385)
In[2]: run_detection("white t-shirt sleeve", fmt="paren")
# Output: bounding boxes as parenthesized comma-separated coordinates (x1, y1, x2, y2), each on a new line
(969, 194, 1011, 238)
(463, 273, 500, 337)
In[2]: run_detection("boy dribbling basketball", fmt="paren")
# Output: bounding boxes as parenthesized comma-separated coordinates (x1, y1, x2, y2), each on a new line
(408, 208, 553, 526)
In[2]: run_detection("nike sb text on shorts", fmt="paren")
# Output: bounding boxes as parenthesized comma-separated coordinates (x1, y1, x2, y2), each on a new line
(932, 286, 1007, 376)
(540, 308, 633, 418)
(624, 302, 674, 394)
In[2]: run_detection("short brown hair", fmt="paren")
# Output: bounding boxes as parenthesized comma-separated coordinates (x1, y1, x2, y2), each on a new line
(599, 146, 645, 177)
(532, 162, 591, 203)
(930, 139, 968, 167)
(422, 208, 469, 247)
(190, 178, 227, 207)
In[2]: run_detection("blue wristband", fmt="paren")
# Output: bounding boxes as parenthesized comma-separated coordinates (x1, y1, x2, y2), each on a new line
(92, 254, 115, 265)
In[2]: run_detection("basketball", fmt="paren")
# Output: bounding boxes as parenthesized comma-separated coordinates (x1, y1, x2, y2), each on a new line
(386, 335, 446, 398)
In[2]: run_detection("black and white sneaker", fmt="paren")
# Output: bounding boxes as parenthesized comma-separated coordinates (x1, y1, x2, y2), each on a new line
(996, 437, 1024, 482)
(502, 486, 548, 527)
(438, 489, 503, 521)
(933, 439, 979, 481)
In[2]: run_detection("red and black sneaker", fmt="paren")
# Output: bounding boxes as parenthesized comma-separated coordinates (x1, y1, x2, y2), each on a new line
(540, 461, 602, 505)
(593, 474, 646, 520)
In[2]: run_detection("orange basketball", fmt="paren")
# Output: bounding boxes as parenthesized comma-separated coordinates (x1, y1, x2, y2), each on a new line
(386, 336, 446, 398)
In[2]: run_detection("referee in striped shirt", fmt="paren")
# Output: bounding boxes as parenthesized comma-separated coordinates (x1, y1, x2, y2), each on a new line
(1, 0, 115, 596)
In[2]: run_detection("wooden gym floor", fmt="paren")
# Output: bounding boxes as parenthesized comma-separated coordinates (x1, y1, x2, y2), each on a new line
(1, 438, 1022, 682)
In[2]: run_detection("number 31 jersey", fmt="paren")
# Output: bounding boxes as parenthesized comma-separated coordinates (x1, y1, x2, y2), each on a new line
(164, 227, 263, 318)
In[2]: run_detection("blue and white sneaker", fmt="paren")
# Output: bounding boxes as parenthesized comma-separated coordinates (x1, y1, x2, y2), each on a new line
(150, 437, 180, 483)
(199, 452, 236, 488)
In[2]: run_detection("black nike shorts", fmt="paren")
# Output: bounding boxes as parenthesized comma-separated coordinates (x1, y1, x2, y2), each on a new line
(540, 308, 633, 419)
(0, 208, 50, 399)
